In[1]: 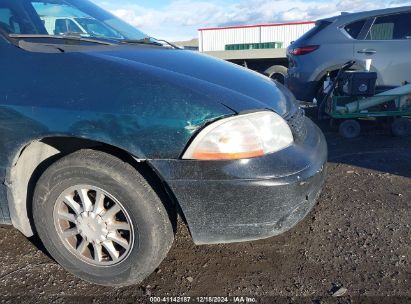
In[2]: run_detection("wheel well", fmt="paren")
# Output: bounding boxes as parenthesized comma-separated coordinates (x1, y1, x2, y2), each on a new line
(315, 65, 360, 90)
(8, 137, 178, 237)
(317, 69, 340, 85)
(312, 69, 341, 100)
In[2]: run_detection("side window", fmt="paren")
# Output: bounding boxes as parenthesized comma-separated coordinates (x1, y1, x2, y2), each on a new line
(54, 19, 67, 35)
(53, 19, 83, 35)
(344, 19, 366, 39)
(367, 12, 411, 40)
(67, 19, 82, 33)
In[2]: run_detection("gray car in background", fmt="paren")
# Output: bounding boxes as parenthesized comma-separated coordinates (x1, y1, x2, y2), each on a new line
(286, 6, 411, 103)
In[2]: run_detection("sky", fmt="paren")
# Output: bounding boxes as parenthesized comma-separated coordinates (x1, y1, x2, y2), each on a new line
(92, 0, 411, 41)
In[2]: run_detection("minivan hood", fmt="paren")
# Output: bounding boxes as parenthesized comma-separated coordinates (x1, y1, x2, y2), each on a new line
(3, 43, 299, 159)
(82, 46, 297, 117)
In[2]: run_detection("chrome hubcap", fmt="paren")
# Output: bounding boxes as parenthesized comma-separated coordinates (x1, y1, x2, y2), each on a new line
(77, 212, 108, 243)
(53, 185, 133, 266)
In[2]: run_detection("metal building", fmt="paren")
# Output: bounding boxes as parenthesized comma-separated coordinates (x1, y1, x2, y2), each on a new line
(197, 21, 316, 83)
(198, 21, 315, 52)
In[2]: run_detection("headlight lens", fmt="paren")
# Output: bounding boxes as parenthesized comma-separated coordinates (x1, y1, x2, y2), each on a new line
(183, 111, 294, 160)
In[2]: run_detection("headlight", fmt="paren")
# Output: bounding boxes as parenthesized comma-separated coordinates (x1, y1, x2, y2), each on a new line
(182, 111, 294, 160)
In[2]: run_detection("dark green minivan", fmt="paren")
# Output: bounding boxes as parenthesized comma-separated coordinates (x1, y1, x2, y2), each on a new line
(0, 0, 327, 286)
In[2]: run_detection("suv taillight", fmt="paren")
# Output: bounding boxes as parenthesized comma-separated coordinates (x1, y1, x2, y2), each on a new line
(289, 45, 319, 56)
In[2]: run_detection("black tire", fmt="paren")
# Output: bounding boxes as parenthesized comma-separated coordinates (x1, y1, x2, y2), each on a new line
(339, 120, 361, 139)
(32, 149, 174, 286)
(265, 65, 288, 84)
(391, 118, 411, 137)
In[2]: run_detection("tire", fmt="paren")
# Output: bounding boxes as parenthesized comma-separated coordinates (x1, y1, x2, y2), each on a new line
(391, 118, 411, 137)
(265, 65, 288, 84)
(339, 120, 361, 139)
(32, 149, 174, 286)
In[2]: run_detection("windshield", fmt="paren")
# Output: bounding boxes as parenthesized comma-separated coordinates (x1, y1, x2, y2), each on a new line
(0, 0, 149, 41)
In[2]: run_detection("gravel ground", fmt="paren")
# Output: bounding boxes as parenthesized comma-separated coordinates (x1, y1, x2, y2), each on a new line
(0, 120, 410, 303)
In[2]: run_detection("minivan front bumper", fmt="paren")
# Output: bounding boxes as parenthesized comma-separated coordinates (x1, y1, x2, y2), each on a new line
(149, 117, 327, 245)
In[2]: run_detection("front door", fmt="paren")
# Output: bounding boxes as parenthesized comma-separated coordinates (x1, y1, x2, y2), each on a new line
(0, 36, 14, 224)
(354, 11, 411, 87)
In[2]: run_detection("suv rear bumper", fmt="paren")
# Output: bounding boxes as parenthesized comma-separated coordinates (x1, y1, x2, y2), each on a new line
(286, 69, 319, 102)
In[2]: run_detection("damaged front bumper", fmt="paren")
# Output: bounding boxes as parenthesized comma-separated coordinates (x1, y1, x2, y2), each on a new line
(149, 117, 327, 245)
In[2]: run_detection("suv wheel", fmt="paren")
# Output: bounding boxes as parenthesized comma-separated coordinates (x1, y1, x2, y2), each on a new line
(33, 149, 174, 286)
(265, 65, 288, 84)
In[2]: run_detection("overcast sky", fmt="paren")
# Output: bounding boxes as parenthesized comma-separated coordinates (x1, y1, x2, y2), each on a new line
(92, 0, 411, 41)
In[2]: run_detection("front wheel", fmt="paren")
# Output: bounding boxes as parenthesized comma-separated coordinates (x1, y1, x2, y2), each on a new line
(33, 150, 174, 286)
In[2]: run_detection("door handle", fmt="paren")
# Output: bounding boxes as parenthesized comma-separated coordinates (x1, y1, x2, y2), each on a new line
(357, 49, 377, 55)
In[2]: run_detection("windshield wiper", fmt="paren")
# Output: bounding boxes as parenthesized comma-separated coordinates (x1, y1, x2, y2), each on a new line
(121, 37, 181, 49)
(8, 34, 115, 45)
(121, 37, 163, 46)
(155, 39, 182, 49)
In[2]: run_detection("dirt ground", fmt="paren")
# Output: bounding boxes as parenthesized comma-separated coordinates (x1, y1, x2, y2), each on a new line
(0, 119, 410, 303)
